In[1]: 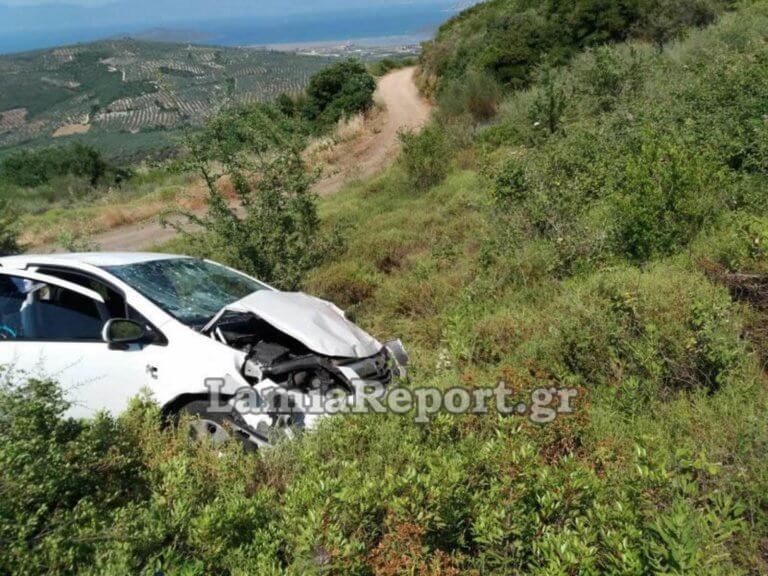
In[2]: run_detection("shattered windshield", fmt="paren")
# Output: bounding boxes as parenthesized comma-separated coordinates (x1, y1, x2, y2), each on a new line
(104, 258, 268, 327)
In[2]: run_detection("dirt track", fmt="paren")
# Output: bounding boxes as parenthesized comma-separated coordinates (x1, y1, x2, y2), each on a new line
(313, 66, 431, 196)
(88, 67, 430, 252)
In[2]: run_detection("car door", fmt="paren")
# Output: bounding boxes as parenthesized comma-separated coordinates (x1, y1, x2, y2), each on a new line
(0, 269, 157, 418)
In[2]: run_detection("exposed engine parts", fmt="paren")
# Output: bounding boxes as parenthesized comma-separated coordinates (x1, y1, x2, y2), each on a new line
(204, 310, 399, 395)
(243, 343, 354, 395)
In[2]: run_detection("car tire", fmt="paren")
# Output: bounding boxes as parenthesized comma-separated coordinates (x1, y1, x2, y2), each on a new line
(177, 400, 259, 453)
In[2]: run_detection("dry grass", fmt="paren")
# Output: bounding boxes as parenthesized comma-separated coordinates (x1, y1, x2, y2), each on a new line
(20, 83, 405, 250)
(20, 171, 240, 248)
(304, 102, 387, 177)
(52, 123, 91, 137)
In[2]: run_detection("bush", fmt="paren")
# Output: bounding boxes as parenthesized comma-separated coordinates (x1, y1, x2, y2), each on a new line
(368, 57, 417, 77)
(0, 144, 113, 188)
(577, 45, 645, 112)
(420, 0, 733, 93)
(167, 104, 343, 290)
(399, 125, 452, 191)
(304, 59, 376, 128)
(486, 5, 768, 273)
(611, 133, 727, 262)
(437, 69, 502, 122)
(0, 198, 20, 255)
(0, 375, 147, 574)
(194, 101, 309, 157)
(0, 372, 282, 576)
(528, 67, 569, 135)
(694, 215, 768, 274)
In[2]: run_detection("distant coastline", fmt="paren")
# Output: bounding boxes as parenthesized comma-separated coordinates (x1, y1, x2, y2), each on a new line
(0, 2, 458, 55)
(256, 34, 431, 52)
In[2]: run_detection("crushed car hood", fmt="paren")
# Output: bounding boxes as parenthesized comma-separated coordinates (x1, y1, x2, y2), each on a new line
(206, 291, 383, 359)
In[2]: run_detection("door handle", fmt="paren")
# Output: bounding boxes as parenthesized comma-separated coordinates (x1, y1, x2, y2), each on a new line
(146, 365, 159, 380)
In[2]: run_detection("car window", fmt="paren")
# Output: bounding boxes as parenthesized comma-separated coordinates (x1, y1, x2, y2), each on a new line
(35, 267, 127, 319)
(104, 258, 267, 327)
(32, 267, 165, 344)
(0, 275, 105, 341)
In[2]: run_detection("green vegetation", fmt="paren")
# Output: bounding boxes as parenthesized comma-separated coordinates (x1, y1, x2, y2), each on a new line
(0, 143, 137, 217)
(0, 143, 142, 230)
(1, 143, 116, 188)
(398, 124, 452, 191)
(4, 2, 768, 574)
(367, 56, 418, 77)
(0, 127, 186, 165)
(157, 61, 374, 287)
(1, 56, 375, 249)
(163, 102, 343, 289)
(419, 0, 734, 94)
(0, 39, 334, 159)
(0, 198, 20, 255)
(437, 68, 503, 123)
(280, 59, 377, 131)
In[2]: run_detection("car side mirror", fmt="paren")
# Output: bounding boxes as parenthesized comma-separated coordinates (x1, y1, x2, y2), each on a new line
(102, 318, 147, 347)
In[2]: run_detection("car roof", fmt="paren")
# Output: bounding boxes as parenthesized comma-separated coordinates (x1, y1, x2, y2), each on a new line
(0, 252, 190, 269)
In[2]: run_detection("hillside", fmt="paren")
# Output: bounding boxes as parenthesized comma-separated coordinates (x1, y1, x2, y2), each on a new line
(0, 39, 332, 159)
(3, 1, 768, 575)
(419, 0, 735, 93)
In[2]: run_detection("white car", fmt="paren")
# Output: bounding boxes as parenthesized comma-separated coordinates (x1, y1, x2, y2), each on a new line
(0, 253, 407, 447)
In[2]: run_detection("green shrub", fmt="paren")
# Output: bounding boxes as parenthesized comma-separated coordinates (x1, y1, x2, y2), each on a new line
(693, 214, 768, 273)
(577, 45, 646, 112)
(0, 144, 113, 188)
(276, 92, 298, 117)
(165, 102, 343, 289)
(399, 125, 452, 191)
(193, 101, 308, 157)
(485, 5, 768, 274)
(368, 57, 418, 77)
(528, 67, 569, 135)
(0, 198, 20, 255)
(303, 59, 376, 128)
(170, 148, 343, 290)
(437, 69, 502, 122)
(305, 260, 380, 310)
(420, 0, 733, 93)
(611, 133, 727, 262)
(0, 375, 147, 574)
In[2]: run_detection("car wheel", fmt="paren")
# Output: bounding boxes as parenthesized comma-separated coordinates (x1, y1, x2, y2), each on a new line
(178, 400, 259, 453)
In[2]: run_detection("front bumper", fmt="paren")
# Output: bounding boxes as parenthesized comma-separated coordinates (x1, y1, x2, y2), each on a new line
(237, 339, 409, 446)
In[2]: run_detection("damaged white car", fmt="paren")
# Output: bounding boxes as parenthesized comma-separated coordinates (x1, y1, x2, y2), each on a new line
(0, 253, 407, 448)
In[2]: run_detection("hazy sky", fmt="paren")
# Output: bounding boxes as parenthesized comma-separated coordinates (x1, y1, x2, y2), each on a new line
(1, 0, 113, 4)
(0, 0, 468, 54)
(2, 0, 452, 4)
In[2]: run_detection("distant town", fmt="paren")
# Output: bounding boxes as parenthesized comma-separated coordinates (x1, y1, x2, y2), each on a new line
(258, 39, 423, 61)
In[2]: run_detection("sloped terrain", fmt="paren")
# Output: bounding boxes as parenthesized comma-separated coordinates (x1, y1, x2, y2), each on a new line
(0, 39, 332, 158)
(3, 2, 768, 574)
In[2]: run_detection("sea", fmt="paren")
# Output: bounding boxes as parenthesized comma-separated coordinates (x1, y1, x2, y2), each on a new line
(0, 2, 461, 54)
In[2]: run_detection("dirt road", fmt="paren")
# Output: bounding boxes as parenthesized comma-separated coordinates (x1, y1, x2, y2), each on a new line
(313, 66, 431, 196)
(89, 67, 430, 252)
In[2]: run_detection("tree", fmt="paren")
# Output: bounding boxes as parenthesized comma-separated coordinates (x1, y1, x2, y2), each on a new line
(304, 59, 376, 128)
(163, 103, 342, 290)
(0, 144, 109, 188)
